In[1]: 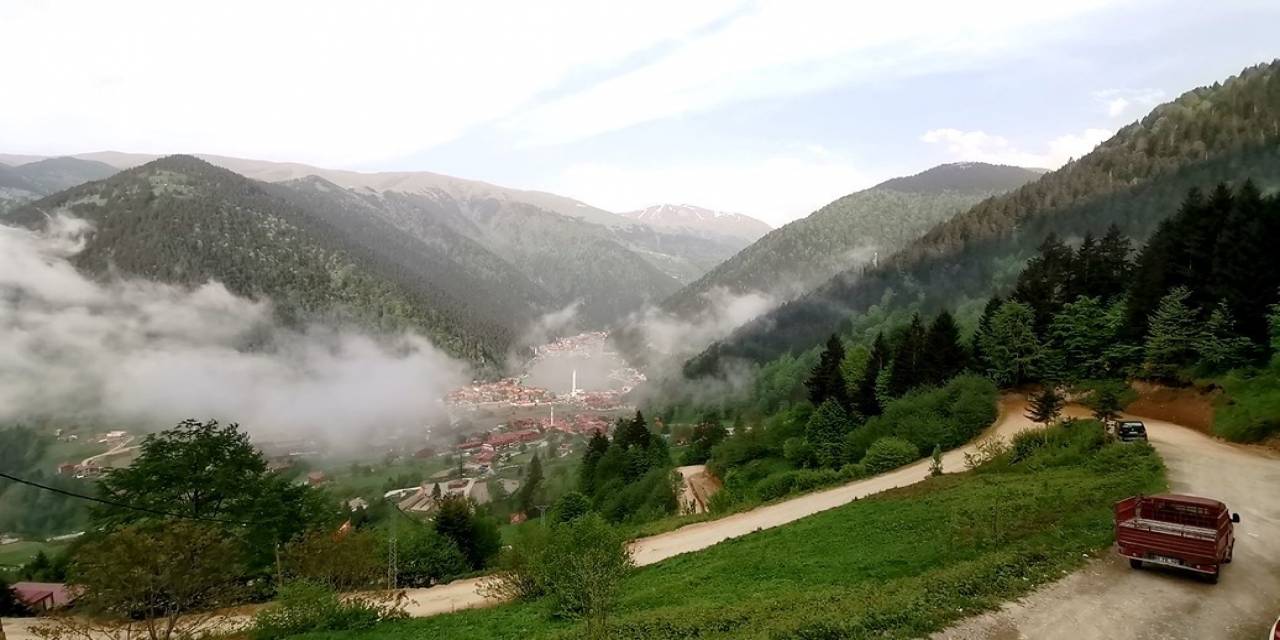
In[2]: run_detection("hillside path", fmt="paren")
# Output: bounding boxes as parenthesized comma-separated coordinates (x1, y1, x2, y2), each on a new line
(935, 411, 1280, 640)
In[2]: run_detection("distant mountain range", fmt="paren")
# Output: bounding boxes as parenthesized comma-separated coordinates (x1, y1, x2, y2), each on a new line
(659, 162, 1043, 318)
(687, 59, 1280, 376)
(0, 156, 117, 211)
(620, 204, 771, 243)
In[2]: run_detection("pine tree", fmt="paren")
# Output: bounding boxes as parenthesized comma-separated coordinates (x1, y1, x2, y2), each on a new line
(431, 483, 442, 501)
(614, 411, 651, 450)
(806, 334, 851, 410)
(980, 301, 1043, 387)
(922, 310, 966, 386)
(971, 295, 1003, 375)
(1012, 233, 1076, 334)
(1210, 180, 1274, 346)
(518, 454, 544, 513)
(1196, 302, 1254, 371)
(579, 430, 610, 495)
(1094, 224, 1134, 302)
(887, 314, 928, 397)
(856, 332, 890, 417)
(805, 399, 852, 469)
(1025, 386, 1065, 425)
(1090, 385, 1124, 425)
(1066, 231, 1098, 302)
(1144, 286, 1202, 378)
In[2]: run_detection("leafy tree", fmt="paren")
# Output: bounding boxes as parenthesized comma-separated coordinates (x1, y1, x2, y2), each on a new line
(922, 310, 967, 386)
(805, 399, 853, 468)
(433, 496, 501, 570)
(518, 454, 545, 513)
(1047, 296, 1129, 381)
(856, 332, 890, 417)
(64, 522, 246, 640)
(1143, 286, 1202, 378)
(1025, 387, 1065, 426)
(613, 412, 651, 451)
(681, 416, 728, 465)
(1088, 383, 1125, 425)
(578, 431, 610, 494)
(805, 334, 851, 409)
(94, 419, 333, 571)
(551, 492, 592, 523)
(980, 301, 1043, 387)
(539, 514, 633, 639)
(395, 523, 467, 588)
(281, 529, 382, 591)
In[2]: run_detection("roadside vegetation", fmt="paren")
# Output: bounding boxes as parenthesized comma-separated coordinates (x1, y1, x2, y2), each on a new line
(301, 419, 1164, 640)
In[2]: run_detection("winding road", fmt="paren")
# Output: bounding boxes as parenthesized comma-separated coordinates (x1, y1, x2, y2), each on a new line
(935, 411, 1280, 640)
(5, 397, 1277, 638)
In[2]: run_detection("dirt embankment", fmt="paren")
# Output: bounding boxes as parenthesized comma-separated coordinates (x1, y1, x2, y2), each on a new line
(1125, 380, 1218, 435)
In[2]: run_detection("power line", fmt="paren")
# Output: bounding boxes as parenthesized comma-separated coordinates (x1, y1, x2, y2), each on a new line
(0, 471, 262, 526)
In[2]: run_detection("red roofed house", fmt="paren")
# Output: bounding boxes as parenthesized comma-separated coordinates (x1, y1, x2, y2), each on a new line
(12, 582, 77, 612)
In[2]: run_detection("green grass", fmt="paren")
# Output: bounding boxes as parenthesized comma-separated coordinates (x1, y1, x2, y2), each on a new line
(0, 539, 69, 569)
(300, 423, 1165, 640)
(1213, 364, 1280, 442)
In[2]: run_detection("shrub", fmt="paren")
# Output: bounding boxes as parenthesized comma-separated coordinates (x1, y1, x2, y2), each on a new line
(754, 471, 799, 501)
(860, 437, 919, 474)
(552, 491, 592, 523)
(791, 468, 841, 493)
(251, 581, 403, 640)
(1214, 366, 1280, 442)
(393, 524, 468, 588)
(838, 463, 867, 481)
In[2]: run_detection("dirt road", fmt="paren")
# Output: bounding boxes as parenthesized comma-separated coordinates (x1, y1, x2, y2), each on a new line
(935, 413, 1280, 640)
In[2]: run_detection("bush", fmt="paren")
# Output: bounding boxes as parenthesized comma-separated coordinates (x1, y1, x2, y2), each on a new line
(251, 581, 402, 640)
(393, 523, 468, 588)
(552, 491, 593, 523)
(282, 529, 382, 591)
(1214, 366, 1280, 442)
(791, 468, 841, 493)
(860, 437, 919, 474)
(838, 463, 867, 481)
(754, 471, 799, 501)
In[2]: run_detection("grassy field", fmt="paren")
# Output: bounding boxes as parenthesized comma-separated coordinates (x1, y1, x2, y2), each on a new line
(1213, 364, 1280, 443)
(0, 539, 70, 570)
(301, 422, 1165, 640)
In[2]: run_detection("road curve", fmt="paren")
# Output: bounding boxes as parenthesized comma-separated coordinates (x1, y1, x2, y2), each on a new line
(935, 412, 1280, 640)
(395, 396, 1062, 615)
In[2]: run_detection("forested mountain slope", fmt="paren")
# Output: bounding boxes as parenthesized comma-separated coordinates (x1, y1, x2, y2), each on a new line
(688, 60, 1280, 376)
(0, 156, 117, 212)
(270, 179, 683, 327)
(662, 163, 1041, 316)
(3, 156, 526, 364)
(38, 152, 734, 288)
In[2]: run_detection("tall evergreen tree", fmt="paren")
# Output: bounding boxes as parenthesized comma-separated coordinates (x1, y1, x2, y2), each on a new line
(518, 454, 544, 513)
(1143, 286, 1202, 378)
(856, 332, 890, 417)
(922, 311, 966, 386)
(579, 430, 610, 494)
(1012, 233, 1076, 334)
(805, 334, 851, 410)
(613, 411, 651, 451)
(805, 399, 852, 469)
(971, 295, 1003, 375)
(980, 301, 1043, 387)
(1025, 386, 1065, 425)
(1210, 180, 1274, 345)
(1093, 224, 1134, 302)
(1196, 302, 1254, 371)
(887, 314, 928, 397)
(1066, 231, 1099, 302)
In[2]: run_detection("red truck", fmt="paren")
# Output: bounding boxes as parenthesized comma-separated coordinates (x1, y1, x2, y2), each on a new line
(1115, 494, 1240, 583)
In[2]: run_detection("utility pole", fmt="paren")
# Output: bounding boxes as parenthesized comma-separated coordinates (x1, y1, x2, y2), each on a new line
(386, 509, 398, 589)
(535, 504, 550, 524)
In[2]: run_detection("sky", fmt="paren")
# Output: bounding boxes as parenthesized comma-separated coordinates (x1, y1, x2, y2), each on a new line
(2, 0, 1277, 226)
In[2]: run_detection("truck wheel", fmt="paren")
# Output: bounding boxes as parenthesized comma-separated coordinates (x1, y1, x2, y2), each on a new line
(1129, 558, 1143, 570)
(1224, 543, 1234, 563)
(1204, 571, 1219, 584)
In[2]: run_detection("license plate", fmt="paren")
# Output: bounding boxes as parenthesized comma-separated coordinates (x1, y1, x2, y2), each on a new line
(1151, 555, 1183, 566)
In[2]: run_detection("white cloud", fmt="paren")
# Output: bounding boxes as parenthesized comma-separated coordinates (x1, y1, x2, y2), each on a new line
(553, 150, 888, 226)
(505, 0, 1117, 146)
(0, 0, 739, 167)
(920, 127, 1113, 168)
(1094, 88, 1166, 119)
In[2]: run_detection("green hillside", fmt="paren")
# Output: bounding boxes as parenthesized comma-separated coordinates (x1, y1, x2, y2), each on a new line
(3, 156, 521, 364)
(689, 60, 1280, 375)
(661, 163, 1042, 317)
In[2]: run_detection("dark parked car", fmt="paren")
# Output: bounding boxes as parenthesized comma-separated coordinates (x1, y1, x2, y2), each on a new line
(1117, 420, 1148, 442)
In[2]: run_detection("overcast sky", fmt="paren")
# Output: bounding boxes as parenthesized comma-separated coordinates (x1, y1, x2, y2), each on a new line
(3, 0, 1277, 226)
